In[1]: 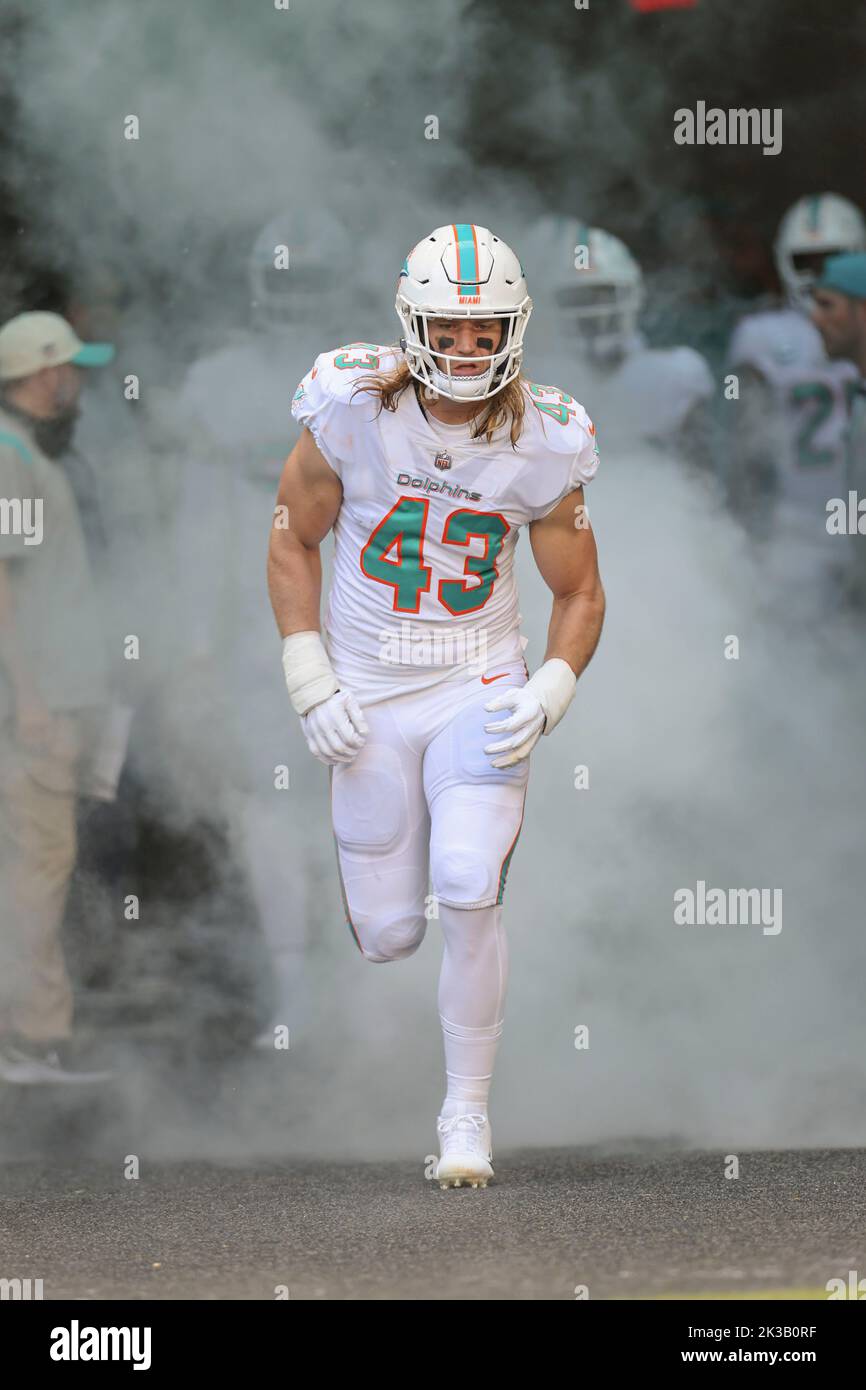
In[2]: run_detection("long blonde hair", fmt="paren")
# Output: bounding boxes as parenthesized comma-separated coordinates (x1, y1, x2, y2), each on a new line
(352, 351, 527, 447)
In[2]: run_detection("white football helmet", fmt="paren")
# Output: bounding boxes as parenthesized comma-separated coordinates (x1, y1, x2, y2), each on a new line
(395, 224, 532, 400)
(527, 216, 644, 362)
(249, 209, 349, 328)
(774, 194, 866, 310)
(529, 217, 644, 362)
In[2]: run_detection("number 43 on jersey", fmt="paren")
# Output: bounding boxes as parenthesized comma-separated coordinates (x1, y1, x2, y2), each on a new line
(360, 497, 509, 614)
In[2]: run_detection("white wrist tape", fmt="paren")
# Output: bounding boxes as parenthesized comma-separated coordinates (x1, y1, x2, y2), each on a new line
(526, 657, 577, 735)
(281, 630, 340, 716)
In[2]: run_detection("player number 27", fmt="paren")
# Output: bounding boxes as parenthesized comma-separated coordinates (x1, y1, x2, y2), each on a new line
(360, 497, 509, 614)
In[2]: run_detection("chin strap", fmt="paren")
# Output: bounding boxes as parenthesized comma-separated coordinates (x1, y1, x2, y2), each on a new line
(412, 378, 431, 419)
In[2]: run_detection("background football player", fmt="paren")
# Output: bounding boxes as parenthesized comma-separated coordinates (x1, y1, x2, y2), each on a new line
(523, 217, 715, 472)
(724, 193, 866, 545)
(268, 224, 605, 1187)
(811, 252, 866, 606)
(172, 209, 355, 1049)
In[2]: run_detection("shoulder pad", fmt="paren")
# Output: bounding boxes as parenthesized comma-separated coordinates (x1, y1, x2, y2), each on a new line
(653, 345, 714, 397)
(305, 343, 399, 403)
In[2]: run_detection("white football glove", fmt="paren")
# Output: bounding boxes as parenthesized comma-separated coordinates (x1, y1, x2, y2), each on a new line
(301, 688, 369, 765)
(281, 631, 369, 766)
(483, 658, 577, 769)
(483, 686, 546, 768)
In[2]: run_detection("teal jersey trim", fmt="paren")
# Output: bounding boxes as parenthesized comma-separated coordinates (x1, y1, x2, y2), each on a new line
(0, 430, 34, 466)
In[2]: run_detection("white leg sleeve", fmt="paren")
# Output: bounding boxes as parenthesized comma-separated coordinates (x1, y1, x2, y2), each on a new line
(438, 902, 509, 1106)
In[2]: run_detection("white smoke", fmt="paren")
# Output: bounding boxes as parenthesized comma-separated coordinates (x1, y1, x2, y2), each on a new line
(3, 0, 865, 1164)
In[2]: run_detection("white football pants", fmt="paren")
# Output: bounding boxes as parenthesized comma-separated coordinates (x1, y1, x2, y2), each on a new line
(330, 659, 530, 1106)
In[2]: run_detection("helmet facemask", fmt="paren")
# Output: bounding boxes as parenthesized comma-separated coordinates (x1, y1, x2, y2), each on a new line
(396, 296, 531, 401)
(781, 248, 847, 312)
(774, 195, 866, 313)
(556, 281, 640, 365)
(248, 207, 351, 333)
(249, 264, 336, 330)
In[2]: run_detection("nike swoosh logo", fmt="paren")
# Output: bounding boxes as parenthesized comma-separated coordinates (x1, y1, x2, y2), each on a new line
(481, 672, 509, 684)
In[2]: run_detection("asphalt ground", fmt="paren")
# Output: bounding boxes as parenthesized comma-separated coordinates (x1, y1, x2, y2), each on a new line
(1, 1145, 863, 1300)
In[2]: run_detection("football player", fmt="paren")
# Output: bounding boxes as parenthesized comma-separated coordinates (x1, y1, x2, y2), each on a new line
(268, 224, 605, 1187)
(811, 252, 866, 605)
(725, 193, 866, 539)
(172, 209, 354, 1048)
(524, 217, 715, 470)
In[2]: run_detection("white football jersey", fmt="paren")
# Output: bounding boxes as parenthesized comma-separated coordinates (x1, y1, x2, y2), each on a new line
(180, 328, 318, 484)
(170, 326, 333, 986)
(172, 327, 319, 783)
(292, 344, 599, 703)
(609, 345, 713, 441)
(727, 308, 858, 506)
(529, 339, 713, 449)
(174, 327, 318, 654)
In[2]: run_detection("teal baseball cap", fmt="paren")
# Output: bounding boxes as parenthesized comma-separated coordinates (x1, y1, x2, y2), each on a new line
(0, 311, 115, 381)
(815, 253, 866, 301)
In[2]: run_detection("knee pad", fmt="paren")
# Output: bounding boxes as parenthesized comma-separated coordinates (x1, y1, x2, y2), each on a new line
(353, 884, 430, 961)
(432, 845, 497, 909)
(429, 779, 526, 909)
(339, 861, 429, 961)
(355, 904, 428, 962)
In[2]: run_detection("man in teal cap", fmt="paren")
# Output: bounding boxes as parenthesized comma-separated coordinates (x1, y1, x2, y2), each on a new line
(0, 311, 114, 458)
(812, 253, 866, 374)
(0, 310, 116, 1083)
(812, 254, 866, 603)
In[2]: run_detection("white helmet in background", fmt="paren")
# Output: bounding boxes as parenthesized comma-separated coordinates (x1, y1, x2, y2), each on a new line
(528, 216, 644, 362)
(395, 223, 532, 400)
(249, 208, 349, 328)
(774, 193, 866, 309)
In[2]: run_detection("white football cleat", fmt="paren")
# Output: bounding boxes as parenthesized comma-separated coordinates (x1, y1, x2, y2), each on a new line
(435, 1112, 494, 1189)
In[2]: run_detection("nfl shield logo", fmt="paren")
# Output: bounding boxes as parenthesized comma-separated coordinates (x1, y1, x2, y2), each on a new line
(434, 451, 452, 470)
